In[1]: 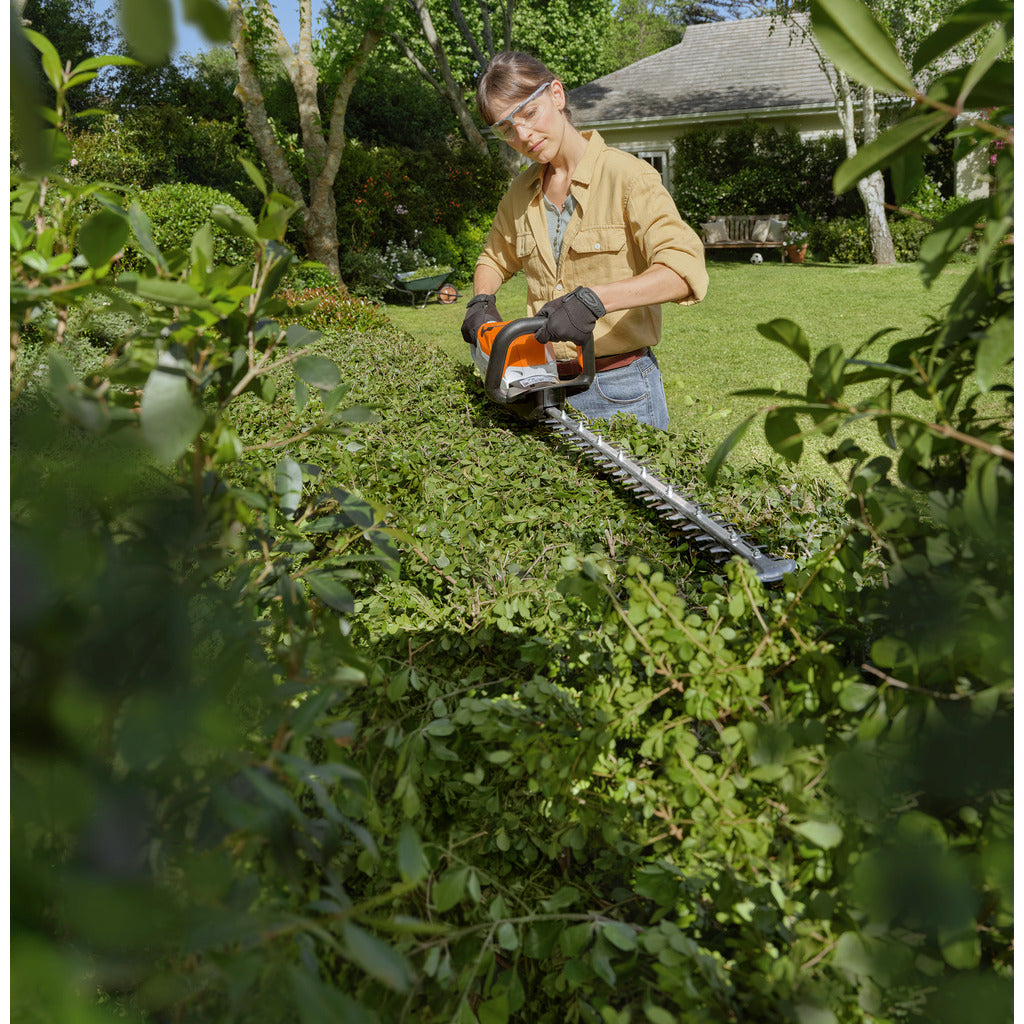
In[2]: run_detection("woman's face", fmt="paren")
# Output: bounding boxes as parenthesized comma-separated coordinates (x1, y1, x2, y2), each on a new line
(491, 79, 568, 163)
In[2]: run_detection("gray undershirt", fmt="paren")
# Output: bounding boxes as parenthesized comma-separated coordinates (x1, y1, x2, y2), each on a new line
(543, 191, 577, 265)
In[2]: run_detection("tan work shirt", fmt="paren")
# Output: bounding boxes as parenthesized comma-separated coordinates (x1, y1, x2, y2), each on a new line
(475, 131, 709, 358)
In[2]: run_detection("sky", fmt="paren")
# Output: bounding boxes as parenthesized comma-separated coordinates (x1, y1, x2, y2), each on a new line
(174, 1, 329, 57)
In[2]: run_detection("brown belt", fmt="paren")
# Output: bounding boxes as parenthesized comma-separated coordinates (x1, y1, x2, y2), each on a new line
(557, 348, 648, 378)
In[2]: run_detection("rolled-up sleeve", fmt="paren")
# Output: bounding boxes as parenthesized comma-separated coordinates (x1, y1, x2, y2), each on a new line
(626, 174, 709, 305)
(475, 195, 521, 285)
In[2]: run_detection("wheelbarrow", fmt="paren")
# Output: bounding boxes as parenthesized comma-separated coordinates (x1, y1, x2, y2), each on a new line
(392, 267, 460, 308)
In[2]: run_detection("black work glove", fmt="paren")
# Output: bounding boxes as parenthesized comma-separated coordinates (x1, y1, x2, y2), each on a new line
(534, 286, 606, 346)
(461, 293, 501, 346)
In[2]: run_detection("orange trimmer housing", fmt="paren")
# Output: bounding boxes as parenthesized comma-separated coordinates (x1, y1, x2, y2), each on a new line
(473, 316, 596, 414)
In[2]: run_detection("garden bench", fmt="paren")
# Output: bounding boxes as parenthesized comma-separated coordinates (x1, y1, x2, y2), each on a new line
(700, 214, 791, 261)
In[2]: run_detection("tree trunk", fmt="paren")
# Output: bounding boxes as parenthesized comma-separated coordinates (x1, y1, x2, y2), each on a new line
(858, 86, 895, 264)
(228, 0, 394, 282)
(835, 71, 895, 265)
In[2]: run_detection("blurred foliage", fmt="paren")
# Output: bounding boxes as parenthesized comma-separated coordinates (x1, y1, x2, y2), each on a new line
(708, 0, 1013, 1014)
(9, 3, 1014, 1022)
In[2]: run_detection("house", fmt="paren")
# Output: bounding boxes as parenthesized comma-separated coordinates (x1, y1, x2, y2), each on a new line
(569, 16, 989, 200)
(568, 16, 837, 189)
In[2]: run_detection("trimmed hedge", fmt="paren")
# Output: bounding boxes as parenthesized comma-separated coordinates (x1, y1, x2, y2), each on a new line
(672, 122, 861, 226)
(120, 182, 255, 271)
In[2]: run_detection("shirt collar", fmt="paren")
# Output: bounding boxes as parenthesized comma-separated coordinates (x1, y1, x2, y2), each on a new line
(524, 130, 606, 195)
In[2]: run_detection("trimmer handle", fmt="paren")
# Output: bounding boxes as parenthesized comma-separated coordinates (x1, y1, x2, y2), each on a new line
(475, 316, 596, 406)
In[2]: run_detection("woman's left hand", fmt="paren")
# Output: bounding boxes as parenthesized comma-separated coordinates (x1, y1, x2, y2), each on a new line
(535, 286, 606, 345)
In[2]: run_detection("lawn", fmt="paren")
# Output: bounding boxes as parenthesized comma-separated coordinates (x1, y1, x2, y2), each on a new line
(381, 259, 974, 473)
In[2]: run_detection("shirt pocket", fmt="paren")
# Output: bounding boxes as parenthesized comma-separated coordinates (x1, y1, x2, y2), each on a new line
(566, 226, 629, 272)
(516, 231, 539, 261)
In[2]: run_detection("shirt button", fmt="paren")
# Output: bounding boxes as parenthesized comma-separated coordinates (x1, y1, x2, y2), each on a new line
(594, 243, 601, 250)
(556, 283, 563, 291)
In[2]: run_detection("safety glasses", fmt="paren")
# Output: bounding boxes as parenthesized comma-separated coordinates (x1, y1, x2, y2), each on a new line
(490, 81, 553, 141)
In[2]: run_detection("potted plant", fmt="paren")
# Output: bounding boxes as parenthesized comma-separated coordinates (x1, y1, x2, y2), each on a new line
(785, 213, 812, 263)
(785, 229, 809, 263)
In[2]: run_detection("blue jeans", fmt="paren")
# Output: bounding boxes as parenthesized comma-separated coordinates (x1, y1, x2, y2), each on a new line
(566, 350, 669, 431)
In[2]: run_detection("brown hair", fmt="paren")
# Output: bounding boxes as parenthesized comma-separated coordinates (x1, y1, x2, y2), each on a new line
(476, 51, 572, 125)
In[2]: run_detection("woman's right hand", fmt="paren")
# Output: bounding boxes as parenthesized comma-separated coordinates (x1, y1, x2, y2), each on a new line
(461, 293, 502, 345)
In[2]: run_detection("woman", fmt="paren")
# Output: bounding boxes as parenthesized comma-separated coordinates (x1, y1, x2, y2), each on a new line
(462, 52, 709, 430)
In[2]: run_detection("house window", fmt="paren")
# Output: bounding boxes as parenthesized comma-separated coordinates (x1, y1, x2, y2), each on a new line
(637, 151, 669, 187)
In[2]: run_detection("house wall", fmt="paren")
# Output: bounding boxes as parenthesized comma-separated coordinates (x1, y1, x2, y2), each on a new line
(586, 109, 842, 189)
(584, 111, 987, 200)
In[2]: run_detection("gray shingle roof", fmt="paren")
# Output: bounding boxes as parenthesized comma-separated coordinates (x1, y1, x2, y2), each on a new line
(569, 16, 836, 124)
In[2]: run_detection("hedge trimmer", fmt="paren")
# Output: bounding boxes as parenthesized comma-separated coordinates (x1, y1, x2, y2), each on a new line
(471, 317, 797, 585)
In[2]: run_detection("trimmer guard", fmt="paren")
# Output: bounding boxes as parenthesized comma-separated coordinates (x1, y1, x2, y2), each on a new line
(473, 317, 596, 406)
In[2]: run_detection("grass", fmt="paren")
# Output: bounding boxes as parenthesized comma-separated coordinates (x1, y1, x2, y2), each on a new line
(381, 258, 974, 475)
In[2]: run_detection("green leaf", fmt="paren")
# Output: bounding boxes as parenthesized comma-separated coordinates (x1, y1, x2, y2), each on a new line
(765, 408, 804, 462)
(237, 156, 267, 197)
(285, 324, 322, 349)
(289, 967, 377, 1024)
(496, 922, 519, 950)
(918, 200, 988, 285)
(139, 352, 204, 464)
(809, 0, 915, 94)
(589, 937, 617, 986)
(912, 0, 1012, 73)
(119, 274, 210, 309)
(955, 22, 1012, 106)
(791, 820, 843, 849)
(560, 922, 593, 957)
(704, 412, 758, 484)
(433, 867, 468, 912)
(795, 1005, 838, 1024)
(77, 207, 129, 268)
(838, 681, 877, 712)
(306, 572, 354, 614)
(211, 203, 258, 241)
(397, 823, 429, 883)
(182, 0, 231, 42)
(478, 992, 510, 1024)
(889, 150, 925, 206)
(127, 203, 168, 272)
(833, 113, 948, 195)
(274, 456, 303, 515)
(757, 318, 811, 364)
(295, 355, 342, 391)
(70, 54, 143, 75)
(810, 344, 846, 401)
(119, 0, 175, 65)
(190, 222, 214, 274)
(644, 1006, 677, 1024)
(24, 28, 63, 90)
(341, 922, 413, 992)
(602, 921, 638, 951)
(974, 317, 1013, 393)
(47, 352, 107, 432)
(938, 926, 981, 969)
(258, 206, 292, 242)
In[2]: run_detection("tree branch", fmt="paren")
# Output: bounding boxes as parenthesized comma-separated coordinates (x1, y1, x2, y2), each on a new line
(227, 0, 305, 209)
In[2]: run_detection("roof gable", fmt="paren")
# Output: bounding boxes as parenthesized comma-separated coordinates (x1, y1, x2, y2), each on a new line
(570, 16, 836, 124)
